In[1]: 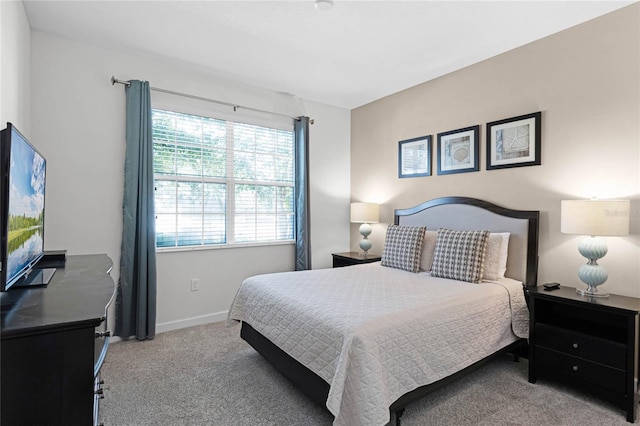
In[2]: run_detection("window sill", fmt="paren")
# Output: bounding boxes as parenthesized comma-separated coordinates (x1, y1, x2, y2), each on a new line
(156, 240, 295, 254)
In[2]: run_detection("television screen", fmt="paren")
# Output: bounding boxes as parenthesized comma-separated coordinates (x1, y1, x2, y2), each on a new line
(1, 123, 48, 291)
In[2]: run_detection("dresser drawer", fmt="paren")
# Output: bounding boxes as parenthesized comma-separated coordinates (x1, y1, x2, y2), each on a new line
(536, 347, 626, 394)
(535, 323, 626, 369)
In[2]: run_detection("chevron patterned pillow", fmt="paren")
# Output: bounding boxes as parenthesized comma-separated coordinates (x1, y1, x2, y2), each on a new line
(381, 225, 426, 273)
(431, 228, 490, 283)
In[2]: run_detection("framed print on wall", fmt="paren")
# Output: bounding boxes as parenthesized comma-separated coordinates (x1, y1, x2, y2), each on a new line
(486, 111, 541, 170)
(436, 125, 479, 175)
(398, 135, 431, 178)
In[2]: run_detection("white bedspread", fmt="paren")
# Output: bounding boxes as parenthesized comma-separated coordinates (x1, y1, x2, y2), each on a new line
(227, 262, 528, 426)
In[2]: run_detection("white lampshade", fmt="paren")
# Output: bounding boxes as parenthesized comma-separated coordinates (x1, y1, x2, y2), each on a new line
(350, 202, 379, 224)
(561, 199, 630, 236)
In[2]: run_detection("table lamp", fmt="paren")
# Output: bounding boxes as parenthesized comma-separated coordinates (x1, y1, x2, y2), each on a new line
(561, 199, 630, 297)
(350, 202, 379, 255)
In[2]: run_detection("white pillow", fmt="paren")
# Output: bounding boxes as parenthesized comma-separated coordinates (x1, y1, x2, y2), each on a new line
(419, 230, 438, 272)
(483, 233, 510, 281)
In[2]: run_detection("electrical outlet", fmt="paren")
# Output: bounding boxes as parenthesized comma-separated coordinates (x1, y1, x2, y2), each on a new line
(190, 278, 200, 291)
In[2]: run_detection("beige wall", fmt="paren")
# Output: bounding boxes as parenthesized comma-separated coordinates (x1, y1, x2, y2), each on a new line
(351, 4, 640, 297)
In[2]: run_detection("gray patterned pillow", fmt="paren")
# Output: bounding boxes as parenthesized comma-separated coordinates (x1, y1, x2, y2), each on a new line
(381, 225, 426, 273)
(431, 228, 490, 283)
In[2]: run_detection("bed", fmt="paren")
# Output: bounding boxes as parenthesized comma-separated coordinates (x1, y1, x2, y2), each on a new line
(227, 196, 539, 426)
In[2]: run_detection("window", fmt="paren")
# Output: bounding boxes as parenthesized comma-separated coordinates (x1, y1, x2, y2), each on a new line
(152, 109, 295, 249)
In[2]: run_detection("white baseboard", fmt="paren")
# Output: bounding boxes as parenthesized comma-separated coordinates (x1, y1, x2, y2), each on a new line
(109, 311, 228, 343)
(156, 311, 229, 334)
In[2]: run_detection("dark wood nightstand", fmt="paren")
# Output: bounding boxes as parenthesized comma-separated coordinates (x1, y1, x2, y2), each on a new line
(528, 286, 640, 423)
(332, 252, 381, 268)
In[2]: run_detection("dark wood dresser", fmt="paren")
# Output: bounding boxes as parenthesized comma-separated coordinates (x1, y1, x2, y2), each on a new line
(1, 254, 116, 425)
(528, 285, 639, 423)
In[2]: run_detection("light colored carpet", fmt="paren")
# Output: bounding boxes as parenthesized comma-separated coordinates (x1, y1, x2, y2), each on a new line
(100, 321, 636, 425)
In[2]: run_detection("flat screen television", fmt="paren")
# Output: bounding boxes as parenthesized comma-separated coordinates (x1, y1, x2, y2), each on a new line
(0, 123, 55, 292)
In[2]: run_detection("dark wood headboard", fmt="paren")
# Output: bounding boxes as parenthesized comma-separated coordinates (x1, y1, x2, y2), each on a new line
(394, 196, 540, 288)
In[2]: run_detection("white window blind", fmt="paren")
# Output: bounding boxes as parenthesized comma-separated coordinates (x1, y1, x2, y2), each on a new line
(152, 109, 295, 249)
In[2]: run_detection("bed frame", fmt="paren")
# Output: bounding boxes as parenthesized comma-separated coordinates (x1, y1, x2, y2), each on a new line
(240, 196, 540, 425)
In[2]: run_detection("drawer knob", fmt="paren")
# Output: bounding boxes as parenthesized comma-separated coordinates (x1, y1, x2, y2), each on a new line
(95, 330, 112, 338)
(572, 343, 579, 349)
(572, 365, 578, 371)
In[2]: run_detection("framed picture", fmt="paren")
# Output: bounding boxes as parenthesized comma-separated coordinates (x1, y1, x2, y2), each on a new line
(398, 135, 431, 178)
(486, 111, 541, 170)
(436, 125, 479, 175)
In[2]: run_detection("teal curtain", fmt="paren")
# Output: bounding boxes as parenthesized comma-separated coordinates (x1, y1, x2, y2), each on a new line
(294, 116, 311, 270)
(115, 80, 157, 340)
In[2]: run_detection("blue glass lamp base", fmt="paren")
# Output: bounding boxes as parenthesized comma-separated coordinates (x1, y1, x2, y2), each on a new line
(576, 237, 609, 298)
(359, 223, 373, 254)
(359, 238, 372, 253)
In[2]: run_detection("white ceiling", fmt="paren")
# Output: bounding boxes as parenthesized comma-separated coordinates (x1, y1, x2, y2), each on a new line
(23, 0, 633, 110)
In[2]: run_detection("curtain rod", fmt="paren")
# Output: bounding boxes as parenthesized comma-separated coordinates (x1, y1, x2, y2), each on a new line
(111, 76, 303, 121)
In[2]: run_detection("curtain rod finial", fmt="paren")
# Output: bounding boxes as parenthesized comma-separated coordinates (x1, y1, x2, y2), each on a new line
(111, 75, 131, 87)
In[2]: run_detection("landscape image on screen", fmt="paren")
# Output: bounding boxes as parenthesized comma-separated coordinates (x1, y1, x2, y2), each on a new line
(6, 131, 46, 285)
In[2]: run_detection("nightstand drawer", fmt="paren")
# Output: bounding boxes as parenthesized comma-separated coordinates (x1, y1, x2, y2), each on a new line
(535, 323, 626, 369)
(536, 347, 626, 394)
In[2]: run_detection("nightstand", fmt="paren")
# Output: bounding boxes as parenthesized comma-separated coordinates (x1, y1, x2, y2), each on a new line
(528, 286, 640, 423)
(332, 252, 381, 268)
